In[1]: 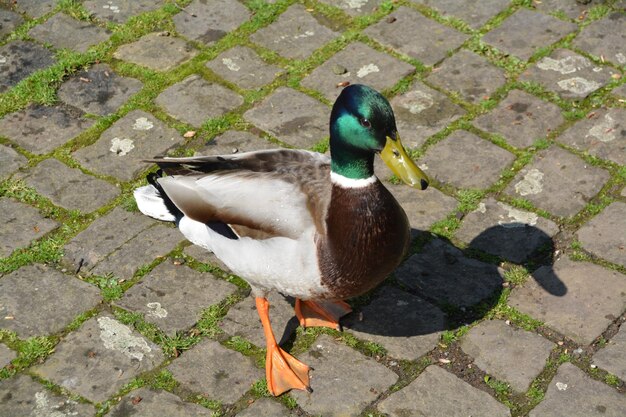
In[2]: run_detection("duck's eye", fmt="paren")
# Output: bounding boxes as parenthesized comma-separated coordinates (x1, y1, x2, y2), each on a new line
(359, 118, 372, 129)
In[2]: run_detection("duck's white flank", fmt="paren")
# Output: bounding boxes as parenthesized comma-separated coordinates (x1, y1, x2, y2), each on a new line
(330, 171, 377, 188)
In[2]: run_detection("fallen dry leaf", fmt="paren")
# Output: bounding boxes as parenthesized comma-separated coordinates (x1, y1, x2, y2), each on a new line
(183, 130, 196, 138)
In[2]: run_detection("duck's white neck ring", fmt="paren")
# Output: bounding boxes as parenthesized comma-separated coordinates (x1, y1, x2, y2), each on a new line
(330, 171, 377, 188)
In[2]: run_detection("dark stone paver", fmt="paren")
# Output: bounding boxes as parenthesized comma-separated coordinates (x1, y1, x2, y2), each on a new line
(113, 32, 198, 71)
(292, 335, 398, 417)
(173, 0, 250, 45)
(0, 41, 55, 92)
(9, 0, 56, 18)
(0, 264, 101, 338)
(155, 75, 244, 126)
(473, 89, 565, 149)
(0, 104, 94, 155)
(28, 13, 111, 53)
(0, 144, 27, 180)
(301, 42, 415, 101)
(237, 398, 293, 417)
(378, 365, 511, 417)
(57, 63, 143, 116)
(206, 46, 282, 90)
(251, 4, 338, 60)
(577, 202, 626, 268)
(613, 83, 626, 98)
(199, 130, 275, 156)
(529, 363, 625, 417)
(0, 198, 59, 257)
(593, 324, 626, 381)
(84, 0, 164, 24)
(573, 13, 626, 67)
(0, 9, 23, 37)
(168, 339, 262, 403)
(109, 387, 214, 416)
(0, 344, 16, 368)
(532, 0, 603, 20)
(364, 6, 469, 65)
(386, 184, 459, 233)
(427, 49, 507, 103)
(419, 130, 516, 189)
(411, 0, 511, 29)
(504, 146, 610, 218)
(509, 258, 626, 345)
(34, 314, 164, 403)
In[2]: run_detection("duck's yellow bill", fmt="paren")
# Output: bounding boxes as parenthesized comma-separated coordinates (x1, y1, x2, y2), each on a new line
(380, 135, 429, 190)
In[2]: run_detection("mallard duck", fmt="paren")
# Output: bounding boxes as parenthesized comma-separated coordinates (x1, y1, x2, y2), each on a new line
(134, 84, 428, 395)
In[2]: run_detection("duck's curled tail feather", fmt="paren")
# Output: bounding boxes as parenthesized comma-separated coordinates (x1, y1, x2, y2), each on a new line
(134, 172, 183, 223)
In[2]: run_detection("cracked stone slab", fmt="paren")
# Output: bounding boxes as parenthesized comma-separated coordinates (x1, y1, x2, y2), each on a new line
(395, 239, 504, 307)
(301, 42, 415, 101)
(174, 0, 251, 45)
(84, 0, 164, 24)
(520, 49, 616, 100)
(455, 197, 560, 263)
(168, 339, 263, 403)
(364, 6, 469, 65)
(206, 46, 281, 90)
(57, 63, 143, 116)
(482, 9, 577, 61)
(73, 109, 184, 181)
(0, 144, 27, 180)
(504, 146, 610, 218)
(474, 89, 565, 149)
(573, 13, 626, 67)
(198, 130, 275, 156)
(109, 387, 214, 416)
(113, 32, 198, 71)
(0, 344, 16, 369)
(237, 398, 293, 417)
(419, 130, 516, 189)
(509, 258, 626, 345)
(29, 13, 111, 52)
(7, 0, 56, 18)
(0, 198, 59, 257)
(529, 363, 625, 417)
(411, 0, 511, 29)
(0, 104, 94, 154)
(0, 9, 23, 37)
(593, 324, 626, 381)
(0, 264, 101, 338)
(155, 75, 243, 127)
(558, 108, 626, 165)
(115, 261, 238, 336)
(461, 319, 554, 392)
(378, 365, 511, 417)
(17, 158, 119, 212)
(34, 314, 164, 403)
(244, 87, 329, 148)
(0, 374, 96, 417)
(292, 335, 398, 417)
(0, 41, 56, 93)
(577, 202, 626, 268)
(427, 49, 507, 104)
(251, 4, 338, 60)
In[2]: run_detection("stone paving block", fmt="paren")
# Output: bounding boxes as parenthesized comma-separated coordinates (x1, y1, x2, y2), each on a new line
(9, 0, 56, 18)
(0, 41, 55, 92)
(427, 49, 507, 104)
(504, 146, 610, 218)
(411, 0, 511, 29)
(206, 46, 282, 90)
(364, 6, 469, 66)
(396, 239, 504, 307)
(0, 344, 16, 368)
(483, 9, 577, 61)
(390, 80, 466, 148)
(0, 9, 23, 37)
(109, 387, 214, 416)
(116, 261, 238, 336)
(57, 63, 143, 116)
(292, 335, 398, 416)
(577, 202, 626, 268)
(0, 144, 27, 180)
(419, 130, 516, 189)
(573, 13, 626, 67)
(0, 198, 59, 257)
(0, 264, 101, 338)
(318, 0, 382, 16)
(509, 258, 626, 345)
(29, 13, 111, 52)
(455, 197, 560, 263)
(113, 32, 198, 71)
(532, 0, 603, 20)
(300, 42, 415, 101)
(168, 339, 263, 403)
(173, 0, 251, 45)
(613, 83, 626, 98)
(34, 314, 164, 402)
(0, 104, 94, 154)
(17, 158, 119, 212)
(198, 130, 275, 157)
(461, 319, 555, 392)
(244, 87, 329, 148)
(529, 363, 625, 417)
(84, 0, 164, 24)
(183, 242, 231, 272)
(73, 109, 184, 181)
(593, 324, 626, 381)
(155, 75, 244, 126)
(473, 89, 565, 149)
(558, 108, 626, 165)
(344, 286, 445, 360)
(236, 398, 293, 417)
(250, 4, 338, 60)
(520, 49, 616, 100)
(378, 365, 511, 417)
(0, 374, 96, 417)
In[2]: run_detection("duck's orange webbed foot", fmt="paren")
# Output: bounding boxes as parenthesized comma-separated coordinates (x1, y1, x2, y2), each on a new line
(295, 298, 352, 330)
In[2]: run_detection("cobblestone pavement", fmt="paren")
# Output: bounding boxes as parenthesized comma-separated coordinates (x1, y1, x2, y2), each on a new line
(0, 1, 625, 416)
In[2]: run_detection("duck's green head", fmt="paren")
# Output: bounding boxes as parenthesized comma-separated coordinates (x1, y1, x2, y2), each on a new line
(329, 84, 429, 190)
